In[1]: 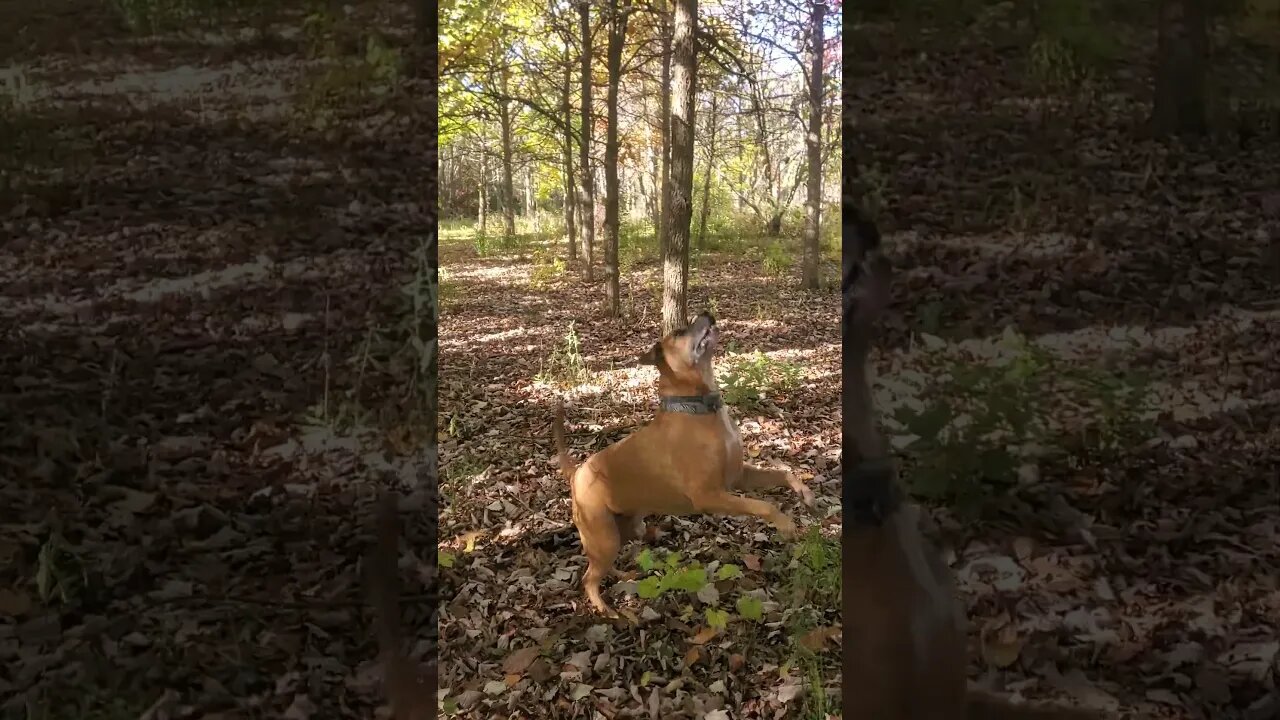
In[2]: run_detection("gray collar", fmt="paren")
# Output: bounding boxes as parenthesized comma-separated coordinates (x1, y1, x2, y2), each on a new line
(659, 393, 723, 414)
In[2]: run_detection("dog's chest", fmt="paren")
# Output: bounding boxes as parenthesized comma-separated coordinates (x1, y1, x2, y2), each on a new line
(719, 408, 743, 469)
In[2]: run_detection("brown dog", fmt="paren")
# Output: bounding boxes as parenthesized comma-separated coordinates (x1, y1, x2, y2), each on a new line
(368, 493, 437, 720)
(552, 312, 815, 617)
(842, 204, 1100, 719)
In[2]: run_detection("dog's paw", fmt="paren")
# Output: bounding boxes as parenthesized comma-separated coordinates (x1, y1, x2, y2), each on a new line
(774, 516, 798, 539)
(790, 475, 816, 507)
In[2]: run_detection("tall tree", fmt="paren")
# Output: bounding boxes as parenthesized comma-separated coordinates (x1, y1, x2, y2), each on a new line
(800, 0, 826, 289)
(561, 39, 577, 264)
(604, 0, 633, 317)
(662, 0, 697, 335)
(478, 140, 489, 235)
(696, 89, 719, 249)
(498, 62, 518, 238)
(1153, 0, 1208, 137)
(578, 0, 596, 281)
(658, 0, 673, 249)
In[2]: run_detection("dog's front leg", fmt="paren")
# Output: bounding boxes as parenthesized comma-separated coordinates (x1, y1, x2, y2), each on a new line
(690, 491, 797, 538)
(737, 465, 816, 506)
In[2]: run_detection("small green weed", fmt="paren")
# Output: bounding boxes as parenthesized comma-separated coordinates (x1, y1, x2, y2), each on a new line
(537, 322, 589, 386)
(719, 350, 804, 409)
(786, 527, 840, 605)
(634, 549, 765, 627)
(529, 247, 566, 290)
(893, 328, 1154, 505)
(762, 242, 793, 276)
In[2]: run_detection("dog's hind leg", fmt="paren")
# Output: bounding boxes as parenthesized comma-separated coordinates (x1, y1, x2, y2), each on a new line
(736, 466, 815, 507)
(690, 491, 797, 538)
(574, 504, 623, 617)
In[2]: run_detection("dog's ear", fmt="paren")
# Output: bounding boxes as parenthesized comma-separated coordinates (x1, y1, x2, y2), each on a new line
(637, 342, 662, 366)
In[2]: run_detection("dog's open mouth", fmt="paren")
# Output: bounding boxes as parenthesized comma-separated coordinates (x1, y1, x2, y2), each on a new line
(692, 315, 718, 360)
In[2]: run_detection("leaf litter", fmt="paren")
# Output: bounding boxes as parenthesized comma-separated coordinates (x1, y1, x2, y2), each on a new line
(2, 4, 437, 718)
(851, 18, 1280, 720)
(438, 237, 843, 718)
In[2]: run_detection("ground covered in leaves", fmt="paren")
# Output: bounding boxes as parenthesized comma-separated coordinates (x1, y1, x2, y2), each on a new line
(845, 19, 1280, 720)
(2, 3, 438, 719)
(436, 230, 844, 718)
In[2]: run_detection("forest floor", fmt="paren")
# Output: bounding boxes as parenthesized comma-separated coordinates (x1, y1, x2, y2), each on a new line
(847, 20, 1280, 720)
(2, 3, 439, 719)
(436, 226, 844, 718)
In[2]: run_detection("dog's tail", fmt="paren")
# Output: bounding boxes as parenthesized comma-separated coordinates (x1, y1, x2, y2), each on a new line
(967, 692, 1100, 720)
(369, 493, 436, 720)
(553, 401, 577, 484)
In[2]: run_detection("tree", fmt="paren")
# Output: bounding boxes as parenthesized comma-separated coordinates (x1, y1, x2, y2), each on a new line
(578, 0, 596, 281)
(663, 0, 697, 336)
(658, 0, 673, 251)
(561, 33, 578, 264)
(604, 0, 633, 317)
(1152, 0, 1208, 137)
(696, 89, 719, 249)
(801, 0, 826, 289)
(498, 61, 518, 238)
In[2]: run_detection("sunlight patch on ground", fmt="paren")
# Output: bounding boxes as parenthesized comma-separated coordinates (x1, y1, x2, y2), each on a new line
(880, 306, 1275, 443)
(926, 232, 1087, 260)
(2, 255, 331, 330)
(441, 262, 529, 282)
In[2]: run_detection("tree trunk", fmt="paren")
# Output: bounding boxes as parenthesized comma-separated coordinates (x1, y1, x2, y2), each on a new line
(412, 0, 434, 78)
(478, 143, 489, 236)
(1152, 0, 1208, 137)
(578, 0, 596, 281)
(801, 0, 825, 290)
(696, 90, 718, 249)
(562, 53, 577, 264)
(647, 83, 662, 234)
(525, 167, 534, 218)
(662, 0, 696, 336)
(604, 0, 631, 317)
(498, 65, 517, 238)
(658, 0, 673, 250)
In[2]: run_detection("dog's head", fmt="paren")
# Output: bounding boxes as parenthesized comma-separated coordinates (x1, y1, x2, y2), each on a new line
(638, 311, 719, 393)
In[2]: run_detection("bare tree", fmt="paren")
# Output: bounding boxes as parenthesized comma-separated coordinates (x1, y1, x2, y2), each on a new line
(498, 63, 517, 238)
(696, 89, 719, 249)
(1153, 0, 1208, 137)
(578, 0, 596, 281)
(561, 35, 577, 264)
(662, 0, 697, 335)
(801, 0, 825, 289)
(604, 0, 633, 317)
(658, 0, 673, 249)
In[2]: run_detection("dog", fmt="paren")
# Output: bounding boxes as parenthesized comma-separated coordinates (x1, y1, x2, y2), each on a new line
(842, 202, 1100, 719)
(552, 312, 815, 617)
(368, 493, 437, 720)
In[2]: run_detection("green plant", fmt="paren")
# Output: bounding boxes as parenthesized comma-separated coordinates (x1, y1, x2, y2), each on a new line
(529, 250, 566, 290)
(787, 527, 840, 604)
(719, 350, 803, 409)
(893, 328, 1154, 504)
(537, 322, 589, 385)
(762, 242, 793, 276)
(635, 550, 710, 599)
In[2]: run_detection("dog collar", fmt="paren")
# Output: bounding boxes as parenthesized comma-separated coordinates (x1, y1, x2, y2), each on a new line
(659, 393, 724, 414)
(844, 457, 903, 526)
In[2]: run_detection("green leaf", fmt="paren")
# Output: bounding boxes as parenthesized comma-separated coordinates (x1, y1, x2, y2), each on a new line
(637, 576, 663, 599)
(636, 548, 656, 572)
(639, 671, 652, 687)
(668, 567, 708, 593)
(736, 595, 764, 621)
(438, 550, 456, 568)
(715, 564, 743, 581)
(706, 608, 729, 629)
